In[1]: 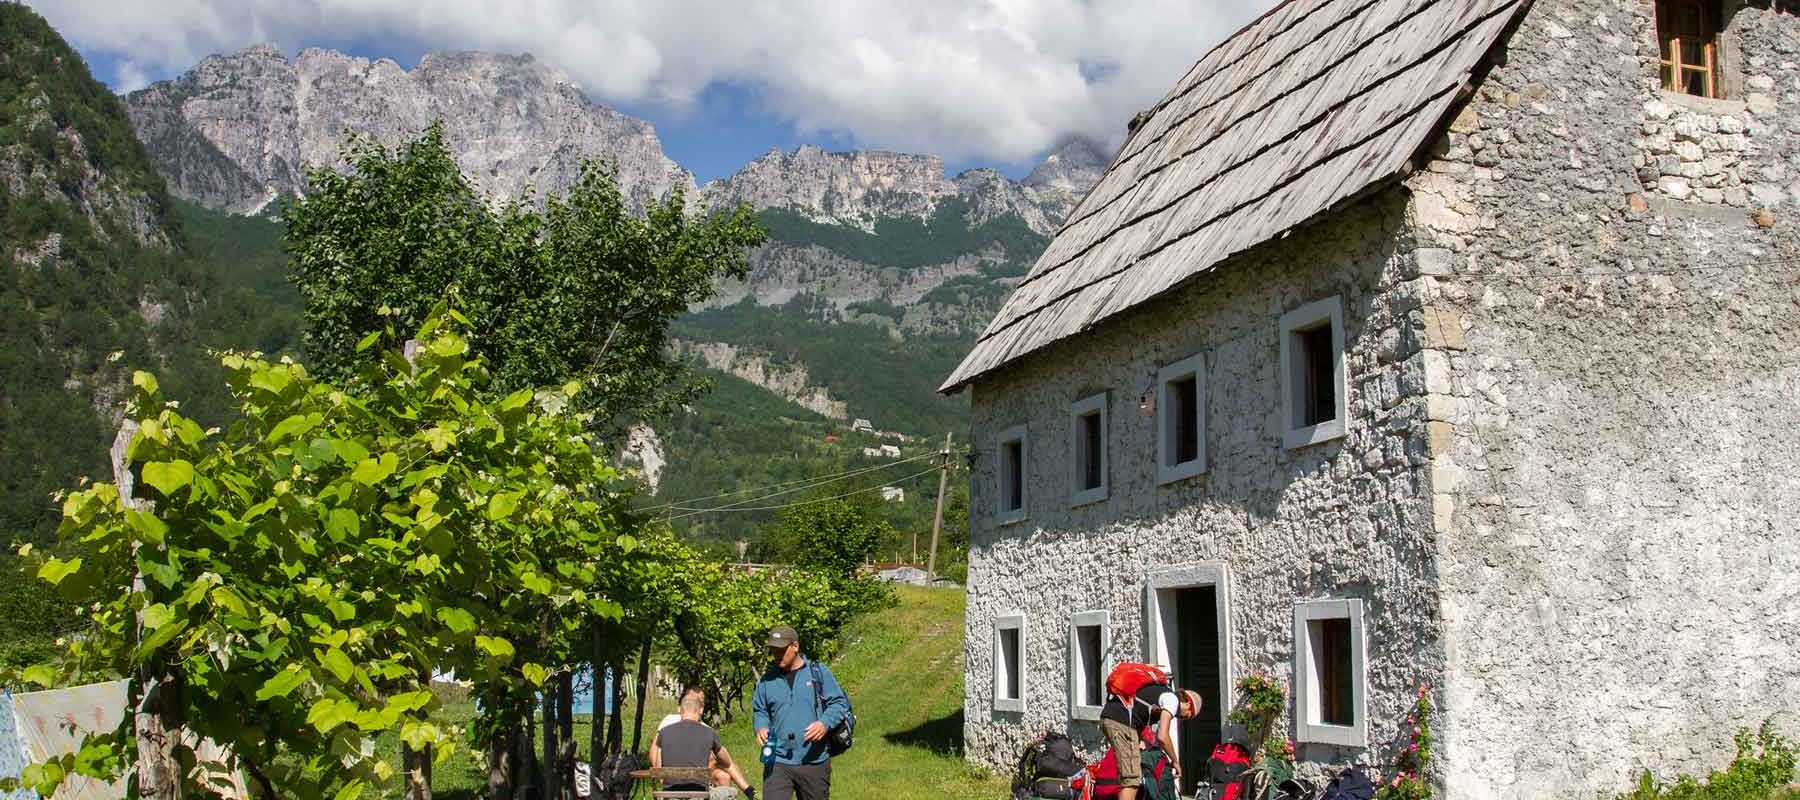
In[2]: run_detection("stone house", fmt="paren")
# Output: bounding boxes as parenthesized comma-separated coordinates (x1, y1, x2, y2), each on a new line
(938, 1, 1798, 798)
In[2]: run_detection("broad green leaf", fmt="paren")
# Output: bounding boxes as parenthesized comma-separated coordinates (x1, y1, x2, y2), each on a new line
(335, 779, 366, 800)
(248, 367, 292, 395)
(387, 690, 434, 714)
(126, 511, 168, 545)
(37, 557, 82, 586)
(486, 492, 522, 521)
(210, 587, 249, 618)
(319, 648, 354, 683)
(254, 666, 308, 701)
(355, 331, 382, 352)
(21, 664, 56, 688)
(498, 389, 533, 411)
(350, 453, 397, 486)
(417, 426, 455, 452)
(475, 635, 514, 660)
(519, 571, 553, 595)
(329, 438, 370, 464)
(436, 607, 476, 635)
(306, 697, 357, 734)
(132, 370, 159, 395)
(268, 413, 320, 443)
(325, 507, 360, 542)
(521, 663, 549, 687)
(141, 460, 194, 496)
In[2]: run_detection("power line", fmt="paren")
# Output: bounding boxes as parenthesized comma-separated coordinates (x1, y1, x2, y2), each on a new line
(670, 466, 943, 519)
(650, 450, 941, 512)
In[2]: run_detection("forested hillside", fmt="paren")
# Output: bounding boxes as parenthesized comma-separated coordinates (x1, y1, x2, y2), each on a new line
(0, 4, 301, 665)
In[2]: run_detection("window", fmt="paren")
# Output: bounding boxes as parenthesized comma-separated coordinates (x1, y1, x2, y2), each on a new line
(994, 614, 1027, 712)
(1292, 599, 1367, 747)
(1279, 297, 1347, 449)
(1657, 0, 1720, 98)
(997, 425, 1027, 523)
(1156, 354, 1206, 484)
(1068, 611, 1110, 721)
(1069, 393, 1108, 505)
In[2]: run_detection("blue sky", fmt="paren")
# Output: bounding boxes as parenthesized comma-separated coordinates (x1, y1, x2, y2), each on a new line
(35, 0, 1271, 183)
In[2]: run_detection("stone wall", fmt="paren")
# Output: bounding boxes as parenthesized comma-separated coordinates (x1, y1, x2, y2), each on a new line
(961, 192, 1446, 778)
(1406, 0, 1800, 797)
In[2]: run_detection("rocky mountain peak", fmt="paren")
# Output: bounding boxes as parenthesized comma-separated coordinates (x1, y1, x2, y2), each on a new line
(699, 145, 959, 225)
(127, 45, 693, 213)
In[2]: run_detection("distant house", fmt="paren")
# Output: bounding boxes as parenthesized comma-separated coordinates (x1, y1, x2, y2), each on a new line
(872, 563, 930, 586)
(941, 1, 1799, 798)
(880, 486, 905, 503)
(879, 444, 901, 458)
(850, 418, 875, 433)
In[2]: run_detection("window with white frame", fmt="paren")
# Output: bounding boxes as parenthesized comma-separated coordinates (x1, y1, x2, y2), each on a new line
(1068, 611, 1109, 721)
(997, 425, 1027, 523)
(1292, 598, 1367, 747)
(1069, 393, 1108, 505)
(1156, 353, 1206, 484)
(994, 614, 1026, 712)
(1279, 297, 1347, 449)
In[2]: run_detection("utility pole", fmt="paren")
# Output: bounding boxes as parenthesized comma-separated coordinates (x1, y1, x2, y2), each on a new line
(113, 421, 181, 800)
(926, 432, 953, 581)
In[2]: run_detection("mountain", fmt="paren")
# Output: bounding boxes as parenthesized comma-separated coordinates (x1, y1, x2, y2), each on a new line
(118, 42, 1108, 553)
(126, 45, 692, 212)
(0, 3, 301, 666)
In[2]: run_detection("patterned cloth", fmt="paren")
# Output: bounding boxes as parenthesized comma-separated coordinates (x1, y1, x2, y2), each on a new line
(11, 680, 128, 799)
(0, 690, 41, 799)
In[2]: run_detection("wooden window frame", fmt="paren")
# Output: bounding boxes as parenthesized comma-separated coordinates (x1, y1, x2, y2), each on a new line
(1657, 0, 1721, 99)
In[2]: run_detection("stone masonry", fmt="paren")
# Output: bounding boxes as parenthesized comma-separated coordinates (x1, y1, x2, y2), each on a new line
(960, 2, 1798, 799)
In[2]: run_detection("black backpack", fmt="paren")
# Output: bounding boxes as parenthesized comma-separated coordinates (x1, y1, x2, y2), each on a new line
(810, 661, 856, 755)
(1320, 766, 1376, 800)
(593, 752, 641, 800)
(1012, 731, 1083, 800)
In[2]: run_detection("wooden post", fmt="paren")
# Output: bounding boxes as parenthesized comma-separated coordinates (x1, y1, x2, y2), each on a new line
(629, 632, 653, 755)
(114, 421, 183, 800)
(926, 432, 953, 582)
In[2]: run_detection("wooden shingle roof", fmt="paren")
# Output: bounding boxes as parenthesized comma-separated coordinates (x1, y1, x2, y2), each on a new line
(940, 0, 1530, 393)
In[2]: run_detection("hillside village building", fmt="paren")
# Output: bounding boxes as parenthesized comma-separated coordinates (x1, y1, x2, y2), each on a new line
(940, 0, 1799, 798)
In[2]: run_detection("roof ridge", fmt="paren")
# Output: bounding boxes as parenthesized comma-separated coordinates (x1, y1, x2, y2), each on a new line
(1027, 0, 1441, 292)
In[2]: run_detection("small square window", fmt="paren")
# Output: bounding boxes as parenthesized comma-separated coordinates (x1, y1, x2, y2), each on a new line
(1068, 611, 1110, 721)
(1070, 393, 1109, 506)
(1657, 0, 1721, 99)
(1279, 297, 1347, 449)
(994, 614, 1027, 713)
(997, 425, 1027, 523)
(1293, 599, 1366, 747)
(1156, 353, 1207, 484)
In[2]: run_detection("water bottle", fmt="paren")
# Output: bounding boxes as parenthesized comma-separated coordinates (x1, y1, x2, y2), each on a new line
(760, 741, 776, 765)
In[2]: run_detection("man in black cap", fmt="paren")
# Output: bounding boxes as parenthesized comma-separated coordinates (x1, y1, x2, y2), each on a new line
(751, 625, 848, 800)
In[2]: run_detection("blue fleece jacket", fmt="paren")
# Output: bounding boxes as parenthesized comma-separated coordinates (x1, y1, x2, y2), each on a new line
(751, 656, 848, 766)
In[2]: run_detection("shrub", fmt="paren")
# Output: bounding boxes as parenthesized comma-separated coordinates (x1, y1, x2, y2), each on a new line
(1616, 721, 1796, 800)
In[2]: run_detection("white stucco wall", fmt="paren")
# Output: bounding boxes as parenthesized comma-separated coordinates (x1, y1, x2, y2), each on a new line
(961, 191, 1449, 780)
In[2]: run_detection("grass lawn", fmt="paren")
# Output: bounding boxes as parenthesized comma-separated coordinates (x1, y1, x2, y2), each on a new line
(381, 585, 1006, 800)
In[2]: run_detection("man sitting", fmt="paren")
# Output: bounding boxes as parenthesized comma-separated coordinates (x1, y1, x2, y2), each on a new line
(651, 687, 755, 799)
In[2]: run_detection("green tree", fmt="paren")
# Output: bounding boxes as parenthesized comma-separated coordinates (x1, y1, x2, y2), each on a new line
(21, 309, 638, 799)
(284, 124, 766, 429)
(767, 497, 889, 578)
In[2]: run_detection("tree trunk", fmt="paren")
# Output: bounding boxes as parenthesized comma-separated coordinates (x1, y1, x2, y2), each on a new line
(541, 680, 559, 800)
(588, 620, 607, 798)
(134, 673, 183, 800)
(605, 661, 624, 755)
(401, 742, 433, 800)
(487, 732, 514, 800)
(517, 706, 538, 800)
(629, 632, 653, 754)
(557, 672, 575, 800)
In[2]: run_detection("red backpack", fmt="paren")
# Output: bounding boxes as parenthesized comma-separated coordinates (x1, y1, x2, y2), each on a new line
(1069, 726, 1175, 800)
(1104, 662, 1169, 703)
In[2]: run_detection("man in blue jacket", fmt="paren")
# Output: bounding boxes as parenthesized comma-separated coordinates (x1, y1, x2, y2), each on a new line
(752, 625, 848, 800)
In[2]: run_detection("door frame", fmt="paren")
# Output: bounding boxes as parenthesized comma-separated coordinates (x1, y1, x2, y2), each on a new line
(1141, 562, 1233, 743)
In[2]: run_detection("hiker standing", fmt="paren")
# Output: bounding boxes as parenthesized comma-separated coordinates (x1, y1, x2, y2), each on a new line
(1100, 666, 1201, 800)
(650, 686, 755, 799)
(752, 625, 849, 800)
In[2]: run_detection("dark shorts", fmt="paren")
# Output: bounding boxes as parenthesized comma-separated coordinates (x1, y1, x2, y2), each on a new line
(763, 760, 831, 800)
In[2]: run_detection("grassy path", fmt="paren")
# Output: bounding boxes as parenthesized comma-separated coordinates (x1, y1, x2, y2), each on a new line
(400, 585, 1005, 800)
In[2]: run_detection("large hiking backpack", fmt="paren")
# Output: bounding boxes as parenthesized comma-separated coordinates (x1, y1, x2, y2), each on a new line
(1012, 731, 1084, 800)
(1206, 741, 1254, 800)
(592, 752, 641, 800)
(1069, 727, 1176, 800)
(1104, 663, 1170, 703)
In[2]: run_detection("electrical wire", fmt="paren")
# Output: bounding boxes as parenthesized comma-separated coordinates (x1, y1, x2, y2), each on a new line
(669, 465, 944, 519)
(648, 450, 941, 512)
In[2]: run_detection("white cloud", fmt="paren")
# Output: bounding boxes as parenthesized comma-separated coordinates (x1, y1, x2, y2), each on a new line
(23, 0, 1274, 163)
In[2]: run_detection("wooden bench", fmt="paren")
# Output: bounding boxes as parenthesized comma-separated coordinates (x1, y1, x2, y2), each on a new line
(627, 767, 723, 799)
